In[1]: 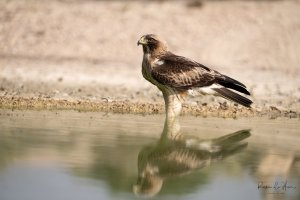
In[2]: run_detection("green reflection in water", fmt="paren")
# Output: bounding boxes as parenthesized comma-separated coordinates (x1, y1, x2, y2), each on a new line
(0, 110, 299, 200)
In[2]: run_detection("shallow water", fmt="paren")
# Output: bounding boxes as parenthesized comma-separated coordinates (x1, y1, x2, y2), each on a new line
(0, 110, 299, 200)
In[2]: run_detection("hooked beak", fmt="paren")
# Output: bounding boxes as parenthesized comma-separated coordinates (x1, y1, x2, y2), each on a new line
(137, 36, 147, 46)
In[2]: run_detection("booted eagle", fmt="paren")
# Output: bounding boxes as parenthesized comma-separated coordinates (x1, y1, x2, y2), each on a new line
(137, 34, 252, 117)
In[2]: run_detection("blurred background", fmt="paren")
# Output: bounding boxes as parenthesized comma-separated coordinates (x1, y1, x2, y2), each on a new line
(0, 0, 300, 110)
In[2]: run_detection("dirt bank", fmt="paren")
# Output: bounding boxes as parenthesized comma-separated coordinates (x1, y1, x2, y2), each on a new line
(1, 0, 300, 117)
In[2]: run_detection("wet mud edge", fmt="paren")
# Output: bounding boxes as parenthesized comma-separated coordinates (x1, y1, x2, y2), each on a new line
(0, 96, 299, 119)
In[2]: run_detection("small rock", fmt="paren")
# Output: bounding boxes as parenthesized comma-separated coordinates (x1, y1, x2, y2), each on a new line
(186, 0, 203, 8)
(219, 102, 228, 110)
(270, 106, 280, 111)
(101, 97, 112, 103)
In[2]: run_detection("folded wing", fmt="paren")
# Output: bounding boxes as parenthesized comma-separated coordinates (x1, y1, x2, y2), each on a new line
(151, 52, 252, 107)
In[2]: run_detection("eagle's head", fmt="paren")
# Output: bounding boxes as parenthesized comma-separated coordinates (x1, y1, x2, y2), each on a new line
(137, 34, 167, 55)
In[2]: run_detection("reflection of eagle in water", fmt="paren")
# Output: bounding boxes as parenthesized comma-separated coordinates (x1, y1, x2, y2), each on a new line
(133, 129, 251, 197)
(138, 34, 252, 117)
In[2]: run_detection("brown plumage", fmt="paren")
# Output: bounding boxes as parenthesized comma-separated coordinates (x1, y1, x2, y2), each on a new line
(137, 34, 252, 114)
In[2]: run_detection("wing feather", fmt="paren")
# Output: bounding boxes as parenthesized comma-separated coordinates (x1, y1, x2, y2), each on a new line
(151, 53, 218, 89)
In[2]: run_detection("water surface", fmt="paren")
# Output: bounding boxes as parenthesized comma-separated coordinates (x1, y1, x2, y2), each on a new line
(0, 110, 299, 200)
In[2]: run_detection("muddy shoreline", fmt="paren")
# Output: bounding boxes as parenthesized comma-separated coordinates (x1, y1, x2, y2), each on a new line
(1, 96, 299, 119)
(1, 0, 300, 119)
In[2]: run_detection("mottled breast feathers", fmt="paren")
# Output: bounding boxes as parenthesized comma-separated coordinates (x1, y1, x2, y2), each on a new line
(151, 52, 219, 89)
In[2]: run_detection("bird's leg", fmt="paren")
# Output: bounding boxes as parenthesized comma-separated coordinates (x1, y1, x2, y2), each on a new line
(162, 91, 182, 119)
(161, 90, 182, 140)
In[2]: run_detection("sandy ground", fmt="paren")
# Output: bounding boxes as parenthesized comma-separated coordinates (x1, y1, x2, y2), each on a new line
(0, 0, 300, 118)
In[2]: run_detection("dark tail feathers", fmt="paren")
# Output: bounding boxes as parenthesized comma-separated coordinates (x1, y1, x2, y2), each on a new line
(213, 88, 253, 108)
(217, 75, 250, 95)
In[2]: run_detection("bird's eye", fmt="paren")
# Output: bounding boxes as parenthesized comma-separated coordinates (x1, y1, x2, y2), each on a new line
(148, 38, 156, 43)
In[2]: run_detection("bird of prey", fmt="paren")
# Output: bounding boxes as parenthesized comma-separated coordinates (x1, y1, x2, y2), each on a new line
(137, 34, 252, 117)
